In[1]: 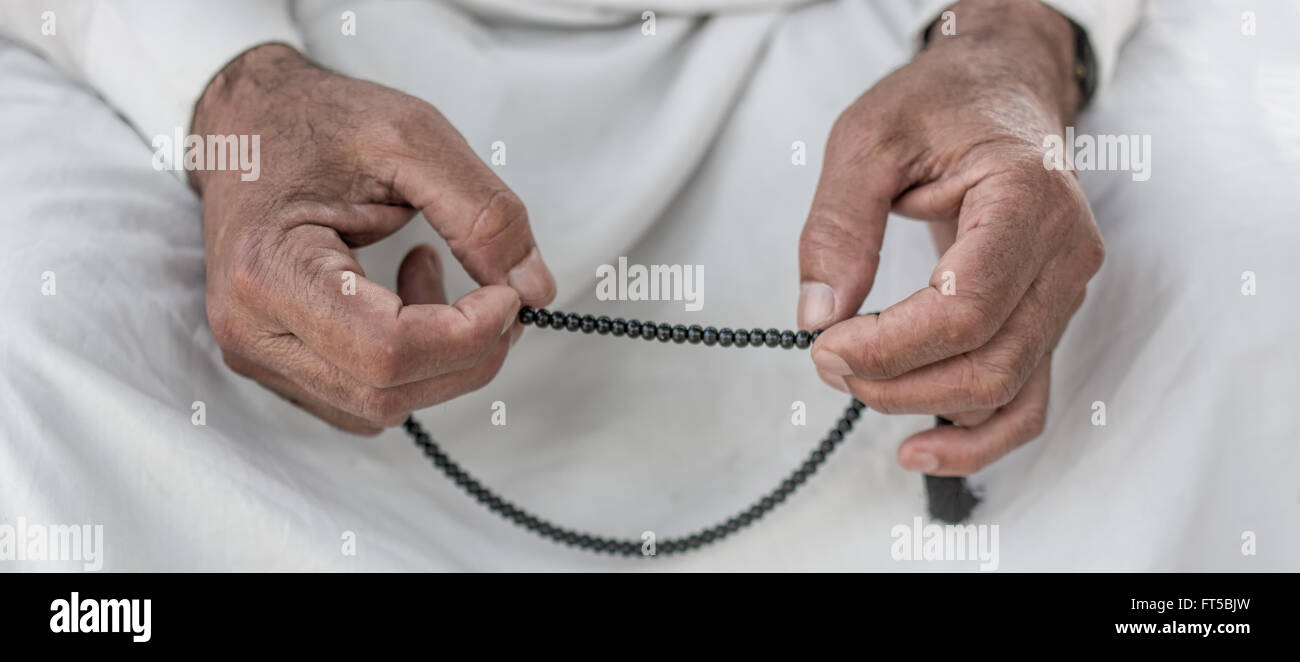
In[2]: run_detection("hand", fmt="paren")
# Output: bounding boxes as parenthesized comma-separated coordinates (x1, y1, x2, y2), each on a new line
(796, 0, 1104, 475)
(192, 44, 556, 435)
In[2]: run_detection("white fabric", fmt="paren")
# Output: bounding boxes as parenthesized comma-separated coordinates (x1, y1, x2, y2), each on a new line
(0, 0, 1136, 149)
(1, 0, 1297, 571)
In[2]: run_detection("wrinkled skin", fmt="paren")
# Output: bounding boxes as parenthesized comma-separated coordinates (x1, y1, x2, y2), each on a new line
(192, 44, 555, 435)
(798, 0, 1105, 476)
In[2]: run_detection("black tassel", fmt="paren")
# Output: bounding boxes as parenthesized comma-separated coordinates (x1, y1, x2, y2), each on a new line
(924, 417, 979, 523)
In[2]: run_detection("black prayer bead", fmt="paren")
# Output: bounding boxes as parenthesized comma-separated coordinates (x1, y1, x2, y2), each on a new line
(580, 315, 596, 333)
(733, 329, 749, 347)
(794, 330, 811, 349)
(718, 328, 734, 346)
(533, 308, 551, 327)
(519, 306, 536, 325)
(626, 319, 641, 337)
(596, 316, 611, 334)
(565, 313, 582, 331)
(611, 318, 627, 336)
(657, 323, 672, 342)
(687, 325, 703, 344)
(780, 330, 795, 349)
(764, 328, 780, 347)
(671, 324, 687, 343)
(749, 328, 765, 347)
(641, 320, 657, 340)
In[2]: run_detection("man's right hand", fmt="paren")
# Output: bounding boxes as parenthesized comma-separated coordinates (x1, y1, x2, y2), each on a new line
(191, 44, 555, 435)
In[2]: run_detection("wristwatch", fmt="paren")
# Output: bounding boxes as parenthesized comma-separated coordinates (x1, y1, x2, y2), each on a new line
(1071, 17, 1098, 108)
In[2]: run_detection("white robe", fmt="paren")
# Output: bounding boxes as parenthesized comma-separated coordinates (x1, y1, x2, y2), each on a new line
(1, 0, 1296, 571)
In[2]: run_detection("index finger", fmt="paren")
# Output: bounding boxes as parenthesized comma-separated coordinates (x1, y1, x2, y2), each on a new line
(377, 109, 556, 307)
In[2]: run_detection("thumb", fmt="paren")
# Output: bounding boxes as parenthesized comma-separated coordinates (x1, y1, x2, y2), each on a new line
(797, 146, 903, 331)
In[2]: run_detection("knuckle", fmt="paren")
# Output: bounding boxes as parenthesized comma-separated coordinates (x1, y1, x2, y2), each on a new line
(970, 358, 1020, 409)
(829, 106, 896, 154)
(854, 341, 894, 379)
(799, 216, 848, 255)
(227, 237, 270, 303)
(359, 335, 405, 387)
(378, 100, 438, 146)
(827, 110, 861, 145)
(463, 189, 528, 253)
(206, 304, 241, 350)
(1081, 227, 1106, 275)
(800, 212, 878, 267)
(940, 297, 997, 350)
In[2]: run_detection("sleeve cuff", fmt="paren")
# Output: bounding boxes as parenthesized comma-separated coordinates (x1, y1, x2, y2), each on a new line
(80, 1, 303, 164)
(908, 0, 1144, 100)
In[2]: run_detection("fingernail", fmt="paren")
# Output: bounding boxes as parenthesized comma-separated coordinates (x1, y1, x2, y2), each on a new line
(507, 248, 555, 305)
(904, 452, 940, 473)
(798, 281, 835, 331)
(509, 324, 524, 347)
(502, 300, 520, 335)
(812, 348, 852, 377)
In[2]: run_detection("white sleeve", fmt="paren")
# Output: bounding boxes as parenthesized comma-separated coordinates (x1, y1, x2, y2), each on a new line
(908, 0, 1144, 100)
(0, 0, 303, 143)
